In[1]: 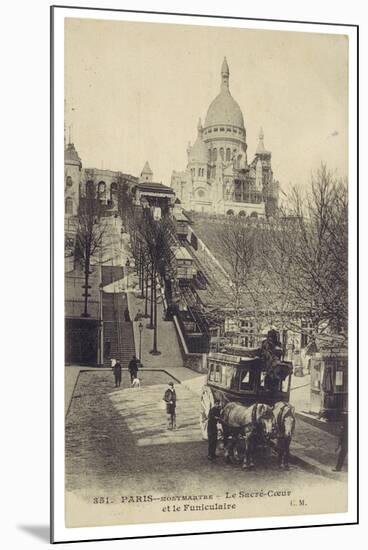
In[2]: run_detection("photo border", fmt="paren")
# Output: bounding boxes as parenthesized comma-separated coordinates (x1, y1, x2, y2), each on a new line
(51, 4, 359, 543)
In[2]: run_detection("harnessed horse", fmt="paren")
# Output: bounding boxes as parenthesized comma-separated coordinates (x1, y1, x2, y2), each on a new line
(272, 401, 296, 469)
(221, 402, 275, 469)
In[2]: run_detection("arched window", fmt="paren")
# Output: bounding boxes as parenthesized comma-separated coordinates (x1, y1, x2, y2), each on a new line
(226, 209, 234, 216)
(226, 148, 231, 161)
(98, 181, 106, 194)
(250, 211, 258, 218)
(220, 148, 224, 160)
(208, 149, 212, 162)
(213, 148, 217, 161)
(65, 197, 73, 215)
(66, 176, 73, 187)
(239, 210, 246, 217)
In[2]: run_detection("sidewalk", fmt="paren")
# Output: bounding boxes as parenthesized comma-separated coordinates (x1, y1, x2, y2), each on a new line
(128, 288, 184, 370)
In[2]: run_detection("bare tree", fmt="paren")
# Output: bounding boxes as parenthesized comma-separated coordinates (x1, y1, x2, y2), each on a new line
(262, 164, 348, 339)
(75, 183, 107, 317)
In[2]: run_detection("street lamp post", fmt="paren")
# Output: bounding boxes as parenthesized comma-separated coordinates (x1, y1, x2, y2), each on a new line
(126, 257, 130, 290)
(138, 321, 144, 364)
(150, 278, 161, 356)
(98, 282, 104, 366)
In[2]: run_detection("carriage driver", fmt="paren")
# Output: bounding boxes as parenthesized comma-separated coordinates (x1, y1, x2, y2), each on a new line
(207, 400, 222, 461)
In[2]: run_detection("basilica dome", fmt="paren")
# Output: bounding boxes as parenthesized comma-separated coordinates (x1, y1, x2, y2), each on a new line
(204, 89, 244, 129)
(204, 57, 245, 130)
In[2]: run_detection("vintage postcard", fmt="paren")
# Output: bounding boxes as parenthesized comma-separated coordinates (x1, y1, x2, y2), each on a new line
(51, 6, 358, 543)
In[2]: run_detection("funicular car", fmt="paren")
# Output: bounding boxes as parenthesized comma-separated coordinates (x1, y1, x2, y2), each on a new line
(200, 346, 293, 439)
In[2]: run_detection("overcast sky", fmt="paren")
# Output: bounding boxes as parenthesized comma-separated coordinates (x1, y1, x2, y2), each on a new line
(65, 17, 348, 193)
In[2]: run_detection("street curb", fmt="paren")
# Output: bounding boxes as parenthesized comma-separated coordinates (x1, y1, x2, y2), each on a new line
(295, 411, 339, 436)
(268, 440, 344, 481)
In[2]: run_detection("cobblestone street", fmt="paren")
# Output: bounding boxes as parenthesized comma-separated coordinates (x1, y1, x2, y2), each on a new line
(66, 371, 346, 504)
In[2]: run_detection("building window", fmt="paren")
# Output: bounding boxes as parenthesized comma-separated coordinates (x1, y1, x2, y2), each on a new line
(226, 209, 234, 216)
(239, 210, 246, 217)
(66, 176, 73, 187)
(226, 127, 231, 132)
(220, 127, 225, 132)
(213, 148, 217, 161)
(220, 148, 224, 160)
(98, 181, 106, 194)
(214, 127, 218, 132)
(240, 320, 255, 348)
(250, 211, 258, 218)
(226, 148, 231, 161)
(65, 197, 73, 215)
(208, 149, 211, 162)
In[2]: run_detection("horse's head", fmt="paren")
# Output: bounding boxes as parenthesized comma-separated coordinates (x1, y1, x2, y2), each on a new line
(283, 406, 296, 439)
(257, 403, 275, 439)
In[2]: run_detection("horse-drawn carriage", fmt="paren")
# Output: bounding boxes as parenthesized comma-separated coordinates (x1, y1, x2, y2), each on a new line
(200, 340, 295, 469)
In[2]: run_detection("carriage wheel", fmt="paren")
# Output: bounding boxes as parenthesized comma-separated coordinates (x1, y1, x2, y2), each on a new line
(199, 387, 214, 440)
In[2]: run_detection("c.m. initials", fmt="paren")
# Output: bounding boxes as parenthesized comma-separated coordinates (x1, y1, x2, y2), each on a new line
(290, 499, 306, 507)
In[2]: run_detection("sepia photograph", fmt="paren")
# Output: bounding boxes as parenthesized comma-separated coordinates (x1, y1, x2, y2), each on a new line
(51, 5, 358, 543)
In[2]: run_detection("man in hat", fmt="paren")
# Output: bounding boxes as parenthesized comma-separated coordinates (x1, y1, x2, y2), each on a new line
(128, 355, 139, 383)
(207, 400, 222, 460)
(163, 381, 177, 430)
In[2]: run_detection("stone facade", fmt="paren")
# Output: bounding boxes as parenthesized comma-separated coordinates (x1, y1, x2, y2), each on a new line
(171, 58, 279, 217)
(64, 142, 82, 217)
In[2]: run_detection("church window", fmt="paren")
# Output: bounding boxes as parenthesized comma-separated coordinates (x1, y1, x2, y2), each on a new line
(66, 176, 73, 187)
(250, 211, 258, 218)
(214, 127, 218, 132)
(239, 210, 246, 217)
(213, 148, 217, 161)
(220, 127, 225, 132)
(65, 198, 73, 215)
(220, 148, 224, 160)
(226, 127, 231, 132)
(198, 189, 205, 198)
(208, 129, 212, 133)
(226, 148, 231, 161)
(226, 209, 234, 216)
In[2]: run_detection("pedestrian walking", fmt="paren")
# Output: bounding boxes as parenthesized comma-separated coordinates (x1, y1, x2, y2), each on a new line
(124, 307, 131, 322)
(163, 381, 176, 429)
(113, 360, 122, 388)
(333, 414, 348, 472)
(128, 355, 139, 383)
(207, 400, 222, 460)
